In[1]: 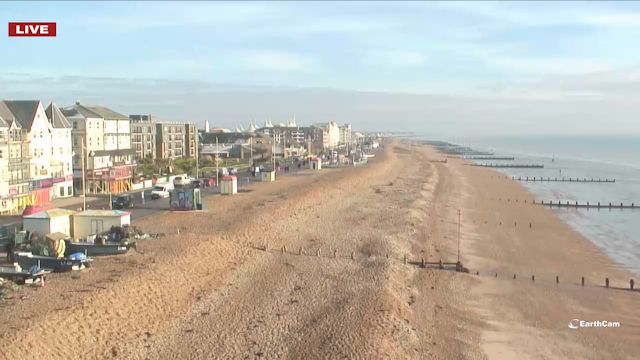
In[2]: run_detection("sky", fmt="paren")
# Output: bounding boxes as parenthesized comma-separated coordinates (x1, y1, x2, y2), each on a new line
(1, 1, 640, 136)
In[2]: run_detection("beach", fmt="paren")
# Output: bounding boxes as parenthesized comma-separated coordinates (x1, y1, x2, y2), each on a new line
(0, 140, 638, 359)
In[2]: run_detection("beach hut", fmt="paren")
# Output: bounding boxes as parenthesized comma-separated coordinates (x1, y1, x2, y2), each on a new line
(310, 157, 322, 170)
(220, 175, 238, 195)
(72, 210, 131, 239)
(23, 208, 75, 237)
(261, 171, 276, 182)
(170, 187, 202, 210)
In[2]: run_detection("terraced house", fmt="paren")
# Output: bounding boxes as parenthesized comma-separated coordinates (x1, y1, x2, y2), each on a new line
(0, 100, 74, 214)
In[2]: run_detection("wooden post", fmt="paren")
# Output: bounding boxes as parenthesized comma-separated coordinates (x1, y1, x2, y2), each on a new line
(265, 243, 269, 252)
(513, 273, 516, 279)
(333, 250, 337, 258)
(631, 279, 635, 290)
(317, 248, 321, 257)
(282, 245, 286, 254)
(556, 276, 559, 284)
(299, 247, 303, 255)
(581, 277, 585, 286)
(422, 258, 426, 268)
(531, 275, 535, 282)
(351, 252, 355, 260)
(605, 278, 609, 288)
(403, 255, 407, 264)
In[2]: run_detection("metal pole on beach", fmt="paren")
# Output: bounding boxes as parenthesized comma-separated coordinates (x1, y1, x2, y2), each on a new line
(457, 209, 461, 262)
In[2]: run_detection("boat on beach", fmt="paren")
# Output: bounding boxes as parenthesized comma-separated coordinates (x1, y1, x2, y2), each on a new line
(0, 266, 51, 284)
(65, 241, 131, 256)
(13, 252, 93, 272)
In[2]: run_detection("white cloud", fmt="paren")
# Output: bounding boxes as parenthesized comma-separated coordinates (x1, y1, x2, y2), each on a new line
(241, 52, 310, 71)
(584, 14, 640, 26)
(368, 50, 426, 67)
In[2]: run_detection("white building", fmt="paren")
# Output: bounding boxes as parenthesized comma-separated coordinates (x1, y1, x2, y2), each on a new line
(45, 103, 74, 198)
(339, 124, 352, 146)
(4, 101, 55, 205)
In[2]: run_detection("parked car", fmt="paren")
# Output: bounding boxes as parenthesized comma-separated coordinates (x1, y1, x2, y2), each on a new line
(112, 194, 135, 209)
(173, 176, 191, 186)
(151, 183, 174, 199)
(201, 178, 215, 187)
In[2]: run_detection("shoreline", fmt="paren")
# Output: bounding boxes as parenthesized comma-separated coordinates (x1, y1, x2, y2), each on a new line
(426, 143, 640, 359)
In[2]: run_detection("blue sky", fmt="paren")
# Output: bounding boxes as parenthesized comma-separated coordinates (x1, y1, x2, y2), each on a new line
(2, 1, 640, 135)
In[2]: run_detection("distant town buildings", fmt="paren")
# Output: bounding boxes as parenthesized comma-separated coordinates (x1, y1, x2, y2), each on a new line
(0, 98, 362, 215)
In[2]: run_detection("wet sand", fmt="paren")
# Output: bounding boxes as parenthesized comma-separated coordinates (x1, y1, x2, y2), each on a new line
(0, 140, 637, 359)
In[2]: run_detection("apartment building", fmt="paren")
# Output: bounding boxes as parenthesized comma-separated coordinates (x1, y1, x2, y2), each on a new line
(339, 124, 352, 147)
(184, 123, 197, 158)
(129, 114, 156, 160)
(156, 122, 185, 160)
(0, 101, 31, 213)
(45, 103, 73, 198)
(62, 102, 134, 194)
(4, 100, 55, 207)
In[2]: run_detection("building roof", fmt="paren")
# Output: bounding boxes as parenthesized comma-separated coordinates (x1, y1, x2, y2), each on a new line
(84, 105, 128, 120)
(23, 208, 75, 219)
(60, 102, 102, 119)
(45, 102, 72, 129)
(3, 100, 40, 130)
(0, 101, 14, 128)
(75, 209, 131, 217)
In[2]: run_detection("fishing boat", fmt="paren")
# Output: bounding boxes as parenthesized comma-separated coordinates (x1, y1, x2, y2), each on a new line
(64, 240, 132, 256)
(13, 252, 92, 272)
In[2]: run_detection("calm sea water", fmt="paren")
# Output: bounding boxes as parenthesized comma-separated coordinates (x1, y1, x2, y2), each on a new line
(463, 136, 640, 275)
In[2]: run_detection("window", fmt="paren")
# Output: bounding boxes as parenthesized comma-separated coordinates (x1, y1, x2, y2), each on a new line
(60, 186, 64, 197)
(73, 121, 77, 129)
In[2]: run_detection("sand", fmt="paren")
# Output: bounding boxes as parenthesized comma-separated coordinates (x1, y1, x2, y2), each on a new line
(0, 140, 637, 359)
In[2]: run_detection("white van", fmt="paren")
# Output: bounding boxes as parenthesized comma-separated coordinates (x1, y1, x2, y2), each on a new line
(151, 183, 174, 199)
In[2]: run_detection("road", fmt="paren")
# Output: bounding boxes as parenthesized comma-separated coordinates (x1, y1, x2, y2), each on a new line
(0, 162, 313, 226)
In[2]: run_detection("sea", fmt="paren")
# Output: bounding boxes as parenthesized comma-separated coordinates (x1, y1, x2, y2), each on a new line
(423, 135, 640, 276)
